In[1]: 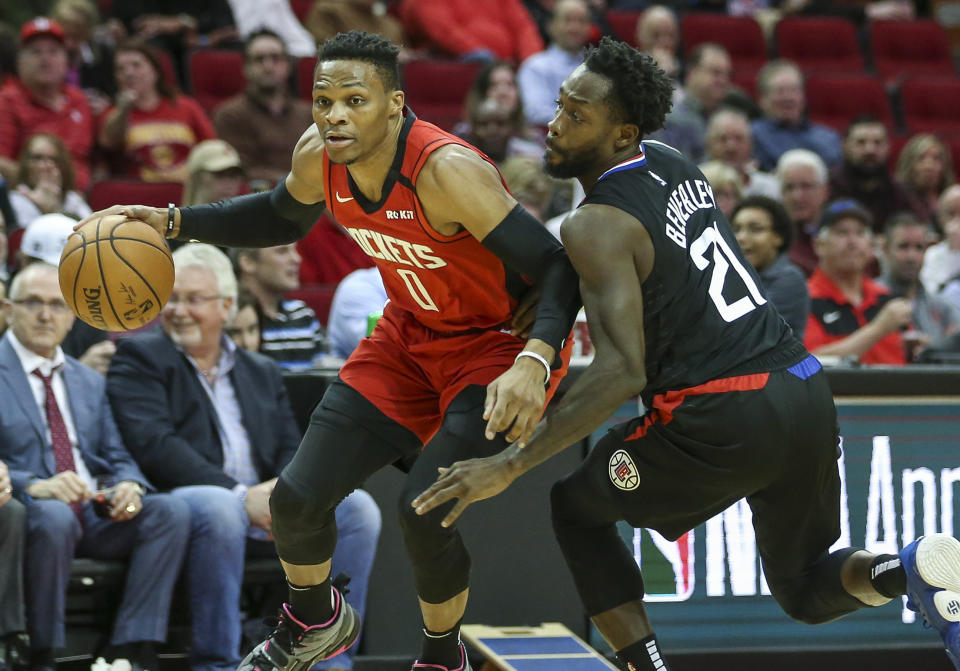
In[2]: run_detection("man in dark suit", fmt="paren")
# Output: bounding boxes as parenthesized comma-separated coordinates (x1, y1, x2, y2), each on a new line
(0, 262, 189, 671)
(107, 244, 380, 671)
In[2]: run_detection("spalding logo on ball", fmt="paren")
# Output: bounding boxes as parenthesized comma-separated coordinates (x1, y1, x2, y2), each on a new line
(59, 214, 174, 332)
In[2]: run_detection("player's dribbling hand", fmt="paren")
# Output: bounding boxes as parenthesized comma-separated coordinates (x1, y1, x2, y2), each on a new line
(411, 454, 516, 527)
(484, 360, 547, 447)
(75, 205, 168, 239)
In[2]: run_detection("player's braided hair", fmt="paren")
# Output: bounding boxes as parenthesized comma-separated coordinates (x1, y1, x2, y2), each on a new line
(583, 36, 674, 137)
(316, 30, 401, 91)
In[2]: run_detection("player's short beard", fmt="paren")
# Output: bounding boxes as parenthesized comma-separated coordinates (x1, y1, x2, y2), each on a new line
(544, 146, 603, 180)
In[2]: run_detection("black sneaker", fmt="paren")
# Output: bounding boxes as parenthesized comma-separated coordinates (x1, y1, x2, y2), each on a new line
(237, 586, 360, 671)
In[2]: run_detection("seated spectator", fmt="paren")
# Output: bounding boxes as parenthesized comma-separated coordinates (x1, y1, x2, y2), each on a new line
(52, 0, 118, 113)
(0, 18, 95, 191)
(699, 160, 743, 219)
(227, 0, 316, 58)
(501, 155, 556, 222)
(704, 107, 780, 199)
(777, 148, 830, 276)
(183, 139, 246, 206)
(455, 61, 542, 145)
(635, 5, 679, 79)
(466, 98, 543, 166)
(751, 60, 842, 172)
(648, 43, 732, 163)
(107, 244, 381, 671)
(896, 133, 955, 231)
(233, 245, 327, 370)
(399, 0, 544, 62)
(878, 213, 960, 361)
(0, 459, 27, 671)
(517, 0, 591, 126)
(98, 39, 216, 183)
(305, 0, 406, 51)
(0, 262, 190, 671)
(731, 195, 810, 339)
(9, 134, 91, 229)
(214, 29, 314, 190)
(830, 115, 911, 234)
(921, 184, 960, 296)
(327, 267, 388, 360)
(804, 200, 910, 365)
(224, 287, 263, 353)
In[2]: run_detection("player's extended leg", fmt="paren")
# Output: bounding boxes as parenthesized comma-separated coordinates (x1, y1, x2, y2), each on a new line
(239, 380, 422, 671)
(397, 385, 512, 671)
(550, 440, 666, 671)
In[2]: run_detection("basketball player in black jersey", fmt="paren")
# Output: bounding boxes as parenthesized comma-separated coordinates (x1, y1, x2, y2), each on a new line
(413, 37, 960, 671)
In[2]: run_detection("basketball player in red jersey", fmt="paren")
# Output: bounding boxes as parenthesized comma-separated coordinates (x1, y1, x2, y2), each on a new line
(80, 31, 580, 671)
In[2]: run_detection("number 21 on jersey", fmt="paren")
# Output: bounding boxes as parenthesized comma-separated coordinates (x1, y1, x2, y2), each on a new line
(689, 222, 766, 322)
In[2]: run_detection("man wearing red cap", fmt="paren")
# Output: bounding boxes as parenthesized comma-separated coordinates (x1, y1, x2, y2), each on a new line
(0, 18, 94, 192)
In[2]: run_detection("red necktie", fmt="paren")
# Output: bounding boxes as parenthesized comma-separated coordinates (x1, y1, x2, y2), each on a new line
(32, 368, 84, 524)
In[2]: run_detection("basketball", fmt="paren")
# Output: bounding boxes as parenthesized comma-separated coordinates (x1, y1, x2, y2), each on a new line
(59, 214, 174, 332)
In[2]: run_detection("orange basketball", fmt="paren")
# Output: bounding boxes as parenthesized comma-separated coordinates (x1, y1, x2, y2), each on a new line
(59, 214, 174, 332)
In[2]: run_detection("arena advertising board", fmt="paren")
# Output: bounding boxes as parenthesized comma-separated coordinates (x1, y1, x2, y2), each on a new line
(589, 398, 960, 652)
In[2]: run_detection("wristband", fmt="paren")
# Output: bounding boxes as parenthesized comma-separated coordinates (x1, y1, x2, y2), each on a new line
(515, 350, 551, 386)
(167, 203, 176, 238)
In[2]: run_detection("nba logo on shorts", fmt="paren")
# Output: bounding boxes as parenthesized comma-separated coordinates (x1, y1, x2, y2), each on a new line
(609, 449, 640, 491)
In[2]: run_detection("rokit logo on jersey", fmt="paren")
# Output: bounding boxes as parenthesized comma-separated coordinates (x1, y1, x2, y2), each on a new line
(345, 227, 448, 269)
(386, 210, 415, 220)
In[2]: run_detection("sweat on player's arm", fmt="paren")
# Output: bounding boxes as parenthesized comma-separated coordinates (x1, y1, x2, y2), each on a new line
(412, 204, 650, 526)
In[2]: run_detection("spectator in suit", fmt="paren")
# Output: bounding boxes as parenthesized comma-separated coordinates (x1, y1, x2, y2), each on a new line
(9, 134, 92, 230)
(214, 30, 314, 190)
(804, 200, 910, 365)
(0, 262, 189, 671)
(777, 148, 830, 276)
(233, 245, 327, 370)
(517, 0, 591, 126)
(98, 39, 216, 183)
(107, 244, 381, 671)
(896, 133, 955, 231)
(750, 60, 842, 172)
(731, 195, 810, 339)
(0, 18, 95, 191)
(830, 115, 911, 234)
(399, 0, 544, 63)
(704, 107, 780, 199)
(0, 459, 27, 671)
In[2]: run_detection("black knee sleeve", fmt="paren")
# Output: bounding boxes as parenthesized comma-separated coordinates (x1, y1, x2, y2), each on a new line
(768, 548, 864, 624)
(550, 474, 645, 616)
(269, 473, 339, 566)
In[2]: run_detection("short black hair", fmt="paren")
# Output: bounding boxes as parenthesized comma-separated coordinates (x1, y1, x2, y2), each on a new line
(244, 28, 287, 59)
(844, 113, 885, 138)
(315, 30, 401, 91)
(582, 36, 673, 137)
(731, 195, 795, 254)
(883, 210, 927, 238)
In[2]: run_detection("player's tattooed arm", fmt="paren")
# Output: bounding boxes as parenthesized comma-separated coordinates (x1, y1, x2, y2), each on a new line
(413, 204, 650, 527)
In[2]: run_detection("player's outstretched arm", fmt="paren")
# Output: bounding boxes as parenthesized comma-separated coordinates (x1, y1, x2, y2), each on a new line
(417, 145, 581, 446)
(412, 204, 650, 526)
(75, 126, 328, 247)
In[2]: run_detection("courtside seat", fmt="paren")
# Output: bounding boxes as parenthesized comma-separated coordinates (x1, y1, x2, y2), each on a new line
(402, 59, 481, 132)
(89, 180, 184, 211)
(871, 20, 954, 81)
(775, 16, 864, 75)
(682, 12, 767, 72)
(189, 49, 246, 114)
(805, 74, 894, 133)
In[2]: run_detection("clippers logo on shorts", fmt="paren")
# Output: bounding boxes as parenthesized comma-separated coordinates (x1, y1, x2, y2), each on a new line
(609, 449, 640, 491)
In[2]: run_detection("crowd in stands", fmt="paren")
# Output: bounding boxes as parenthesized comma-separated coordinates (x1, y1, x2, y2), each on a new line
(0, 0, 958, 669)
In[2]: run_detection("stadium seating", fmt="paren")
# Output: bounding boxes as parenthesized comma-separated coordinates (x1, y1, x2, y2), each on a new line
(89, 180, 184, 211)
(775, 16, 864, 75)
(900, 77, 960, 135)
(188, 49, 246, 114)
(605, 9, 642, 47)
(402, 59, 482, 132)
(805, 74, 894, 132)
(298, 56, 318, 101)
(871, 20, 954, 81)
(290, 0, 313, 22)
(681, 12, 767, 72)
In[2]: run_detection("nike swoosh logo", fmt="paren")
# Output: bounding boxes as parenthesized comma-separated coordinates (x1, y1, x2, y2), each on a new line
(335, 191, 354, 203)
(823, 311, 841, 324)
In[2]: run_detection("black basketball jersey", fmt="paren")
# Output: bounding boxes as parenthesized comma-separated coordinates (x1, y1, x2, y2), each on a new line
(580, 140, 802, 402)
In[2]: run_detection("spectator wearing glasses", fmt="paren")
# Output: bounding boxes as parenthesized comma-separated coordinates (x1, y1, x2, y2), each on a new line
(107, 244, 380, 671)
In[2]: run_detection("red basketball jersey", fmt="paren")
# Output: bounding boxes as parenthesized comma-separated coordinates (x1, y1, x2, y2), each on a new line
(323, 111, 519, 333)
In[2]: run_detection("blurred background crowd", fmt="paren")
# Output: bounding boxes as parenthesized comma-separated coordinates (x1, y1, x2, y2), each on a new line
(2, 0, 960, 669)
